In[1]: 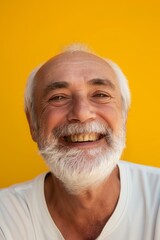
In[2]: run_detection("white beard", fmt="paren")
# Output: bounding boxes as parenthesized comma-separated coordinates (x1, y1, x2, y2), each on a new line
(38, 121, 126, 195)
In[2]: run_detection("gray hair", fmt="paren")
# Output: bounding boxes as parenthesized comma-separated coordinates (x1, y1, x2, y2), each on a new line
(24, 43, 131, 130)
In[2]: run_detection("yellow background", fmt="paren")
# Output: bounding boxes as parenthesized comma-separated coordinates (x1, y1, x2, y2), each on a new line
(1, 0, 160, 187)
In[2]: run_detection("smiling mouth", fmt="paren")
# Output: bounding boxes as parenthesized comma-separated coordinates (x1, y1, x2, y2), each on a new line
(63, 133, 104, 143)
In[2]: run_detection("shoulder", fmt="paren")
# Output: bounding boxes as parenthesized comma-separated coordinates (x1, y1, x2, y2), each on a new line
(119, 160, 160, 198)
(0, 173, 48, 239)
(119, 160, 160, 177)
(0, 174, 45, 218)
(0, 173, 46, 205)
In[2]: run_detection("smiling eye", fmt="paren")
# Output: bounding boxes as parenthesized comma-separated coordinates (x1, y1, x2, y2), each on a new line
(94, 93, 108, 97)
(93, 93, 111, 98)
(92, 91, 112, 103)
(49, 95, 68, 102)
(48, 94, 70, 106)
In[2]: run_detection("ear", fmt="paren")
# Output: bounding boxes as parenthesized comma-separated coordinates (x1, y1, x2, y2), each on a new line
(26, 111, 37, 142)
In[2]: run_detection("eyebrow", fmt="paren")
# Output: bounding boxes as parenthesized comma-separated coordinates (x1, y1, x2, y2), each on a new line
(43, 81, 70, 96)
(88, 78, 115, 89)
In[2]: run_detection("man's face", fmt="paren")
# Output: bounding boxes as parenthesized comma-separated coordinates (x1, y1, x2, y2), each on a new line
(34, 51, 123, 144)
(32, 51, 125, 193)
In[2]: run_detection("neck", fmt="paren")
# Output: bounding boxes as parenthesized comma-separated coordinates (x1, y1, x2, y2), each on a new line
(44, 166, 120, 239)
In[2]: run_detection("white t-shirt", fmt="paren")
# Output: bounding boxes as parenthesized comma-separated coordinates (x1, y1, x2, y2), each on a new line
(0, 161, 160, 240)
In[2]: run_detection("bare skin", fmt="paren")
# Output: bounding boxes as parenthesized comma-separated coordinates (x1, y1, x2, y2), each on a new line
(28, 51, 124, 239)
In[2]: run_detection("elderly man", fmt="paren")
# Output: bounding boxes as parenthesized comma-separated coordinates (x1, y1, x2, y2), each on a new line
(0, 44, 160, 240)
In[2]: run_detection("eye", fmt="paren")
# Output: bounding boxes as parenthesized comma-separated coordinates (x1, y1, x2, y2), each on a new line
(92, 91, 112, 103)
(93, 92, 111, 98)
(48, 94, 70, 106)
(94, 93, 109, 98)
(49, 95, 66, 101)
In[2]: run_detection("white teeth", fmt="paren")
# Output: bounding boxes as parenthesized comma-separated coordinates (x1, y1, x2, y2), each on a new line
(67, 133, 100, 142)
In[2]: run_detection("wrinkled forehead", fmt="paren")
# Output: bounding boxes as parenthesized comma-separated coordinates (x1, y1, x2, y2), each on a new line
(35, 51, 117, 82)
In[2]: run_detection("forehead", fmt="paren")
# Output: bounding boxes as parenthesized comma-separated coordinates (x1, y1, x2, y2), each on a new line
(35, 51, 118, 88)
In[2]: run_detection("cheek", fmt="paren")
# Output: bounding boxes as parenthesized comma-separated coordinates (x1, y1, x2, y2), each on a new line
(98, 105, 122, 131)
(38, 107, 67, 135)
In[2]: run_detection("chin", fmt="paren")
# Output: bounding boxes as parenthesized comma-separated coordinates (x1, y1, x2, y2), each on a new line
(41, 145, 122, 195)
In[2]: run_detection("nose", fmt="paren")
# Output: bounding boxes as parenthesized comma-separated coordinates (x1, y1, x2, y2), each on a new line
(67, 96, 96, 123)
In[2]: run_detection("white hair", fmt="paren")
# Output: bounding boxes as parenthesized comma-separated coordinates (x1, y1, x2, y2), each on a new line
(104, 59, 131, 118)
(24, 43, 131, 129)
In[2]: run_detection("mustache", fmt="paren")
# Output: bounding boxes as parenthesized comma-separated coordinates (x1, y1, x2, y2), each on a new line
(52, 121, 113, 145)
